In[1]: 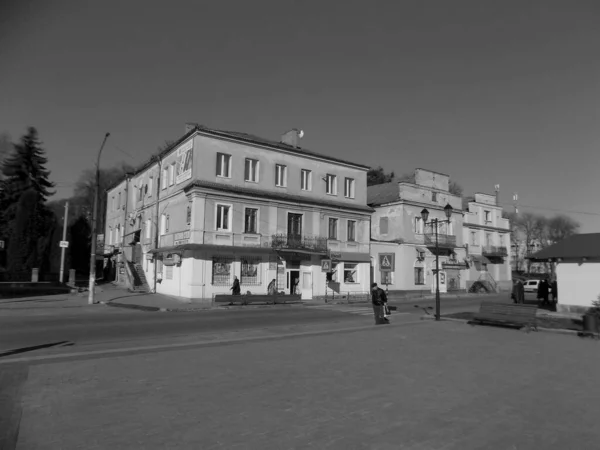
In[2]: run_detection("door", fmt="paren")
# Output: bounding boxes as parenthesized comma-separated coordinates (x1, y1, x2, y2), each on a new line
(301, 271, 313, 300)
(287, 213, 302, 247)
(289, 270, 300, 295)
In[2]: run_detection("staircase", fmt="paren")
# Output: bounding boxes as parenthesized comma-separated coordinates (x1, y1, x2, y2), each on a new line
(127, 260, 150, 293)
(477, 271, 498, 293)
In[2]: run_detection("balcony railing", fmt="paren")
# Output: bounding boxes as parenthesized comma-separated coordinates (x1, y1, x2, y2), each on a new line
(418, 233, 457, 248)
(482, 245, 508, 257)
(271, 234, 328, 253)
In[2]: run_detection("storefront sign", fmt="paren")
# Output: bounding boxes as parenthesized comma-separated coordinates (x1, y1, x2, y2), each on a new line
(379, 253, 395, 271)
(330, 251, 342, 261)
(175, 140, 194, 184)
(174, 239, 189, 246)
(442, 263, 467, 270)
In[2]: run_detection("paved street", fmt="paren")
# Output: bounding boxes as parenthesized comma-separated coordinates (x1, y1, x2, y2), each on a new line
(0, 294, 508, 356)
(4, 319, 599, 449)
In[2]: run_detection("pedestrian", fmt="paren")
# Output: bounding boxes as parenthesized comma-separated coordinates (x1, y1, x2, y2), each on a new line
(538, 278, 550, 306)
(231, 276, 241, 295)
(267, 279, 276, 295)
(371, 282, 389, 325)
(551, 279, 558, 303)
(512, 279, 525, 304)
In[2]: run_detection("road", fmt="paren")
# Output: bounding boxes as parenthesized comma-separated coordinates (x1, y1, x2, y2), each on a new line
(0, 293, 510, 356)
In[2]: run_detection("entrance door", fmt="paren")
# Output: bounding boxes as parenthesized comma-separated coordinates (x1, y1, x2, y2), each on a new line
(301, 271, 313, 300)
(289, 270, 300, 295)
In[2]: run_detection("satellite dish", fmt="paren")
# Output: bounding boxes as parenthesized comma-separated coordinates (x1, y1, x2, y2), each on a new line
(298, 130, 304, 139)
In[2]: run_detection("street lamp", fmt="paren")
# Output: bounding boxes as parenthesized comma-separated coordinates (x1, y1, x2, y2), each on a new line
(421, 203, 454, 321)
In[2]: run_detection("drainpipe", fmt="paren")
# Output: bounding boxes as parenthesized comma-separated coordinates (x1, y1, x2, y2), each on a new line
(153, 156, 162, 294)
(121, 175, 131, 254)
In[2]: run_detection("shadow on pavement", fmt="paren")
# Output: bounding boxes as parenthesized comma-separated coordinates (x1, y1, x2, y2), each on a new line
(0, 341, 75, 359)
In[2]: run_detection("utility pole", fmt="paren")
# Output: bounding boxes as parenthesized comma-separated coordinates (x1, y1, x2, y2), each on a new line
(88, 132, 110, 305)
(513, 192, 519, 214)
(59, 201, 69, 283)
(153, 155, 162, 294)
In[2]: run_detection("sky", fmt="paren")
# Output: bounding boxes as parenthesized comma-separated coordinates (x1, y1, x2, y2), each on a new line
(1, 0, 599, 231)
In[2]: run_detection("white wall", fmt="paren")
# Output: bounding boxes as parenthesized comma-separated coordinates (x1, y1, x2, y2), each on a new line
(556, 262, 600, 308)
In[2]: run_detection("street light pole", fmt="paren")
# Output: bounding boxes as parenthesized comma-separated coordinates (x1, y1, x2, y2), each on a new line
(88, 132, 110, 305)
(421, 203, 454, 322)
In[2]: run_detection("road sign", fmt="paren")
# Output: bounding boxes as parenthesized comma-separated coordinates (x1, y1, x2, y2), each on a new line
(321, 259, 332, 273)
(379, 253, 395, 271)
(59, 241, 69, 248)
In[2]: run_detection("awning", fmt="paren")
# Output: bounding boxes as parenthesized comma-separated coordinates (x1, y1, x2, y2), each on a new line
(147, 243, 275, 255)
(471, 255, 492, 264)
(329, 251, 371, 262)
(275, 248, 328, 256)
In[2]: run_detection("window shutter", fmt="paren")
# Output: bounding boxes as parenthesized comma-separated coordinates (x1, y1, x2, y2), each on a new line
(216, 154, 222, 176)
(245, 159, 250, 181)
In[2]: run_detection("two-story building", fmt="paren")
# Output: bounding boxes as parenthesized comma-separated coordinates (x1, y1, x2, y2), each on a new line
(368, 169, 467, 293)
(463, 193, 512, 291)
(104, 125, 372, 302)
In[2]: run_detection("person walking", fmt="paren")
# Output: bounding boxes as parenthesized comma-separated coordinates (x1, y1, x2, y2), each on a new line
(231, 276, 241, 295)
(538, 278, 550, 306)
(371, 282, 389, 325)
(512, 279, 525, 304)
(551, 279, 558, 303)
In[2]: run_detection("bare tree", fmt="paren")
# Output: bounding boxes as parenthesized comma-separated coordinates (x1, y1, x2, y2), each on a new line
(503, 211, 522, 271)
(547, 214, 579, 244)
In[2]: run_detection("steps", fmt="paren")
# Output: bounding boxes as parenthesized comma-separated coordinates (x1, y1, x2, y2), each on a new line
(127, 261, 150, 293)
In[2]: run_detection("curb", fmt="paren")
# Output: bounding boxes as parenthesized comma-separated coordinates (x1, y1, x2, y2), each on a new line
(419, 314, 588, 337)
(105, 300, 307, 313)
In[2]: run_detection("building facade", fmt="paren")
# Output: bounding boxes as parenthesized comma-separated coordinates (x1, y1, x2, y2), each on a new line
(463, 194, 512, 292)
(104, 125, 372, 302)
(368, 169, 467, 293)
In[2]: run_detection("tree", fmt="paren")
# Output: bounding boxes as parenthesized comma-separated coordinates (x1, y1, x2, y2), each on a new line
(547, 214, 579, 244)
(503, 211, 522, 271)
(69, 215, 91, 275)
(0, 133, 12, 180)
(367, 166, 395, 186)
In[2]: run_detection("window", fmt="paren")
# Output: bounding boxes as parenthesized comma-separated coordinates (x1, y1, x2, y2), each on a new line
(145, 219, 151, 239)
(138, 185, 143, 202)
(485, 233, 492, 247)
(414, 217, 423, 233)
(162, 168, 168, 189)
(108, 227, 112, 245)
(216, 153, 231, 178)
(381, 271, 393, 286)
(244, 208, 258, 233)
(186, 205, 191, 225)
(216, 204, 231, 231)
(484, 210, 491, 223)
(344, 178, 355, 198)
(117, 192, 121, 209)
(432, 191, 437, 202)
(471, 231, 477, 245)
(414, 267, 425, 285)
(328, 218, 338, 240)
(301, 169, 312, 191)
(241, 256, 261, 285)
(212, 256, 232, 286)
(347, 220, 356, 242)
(344, 263, 358, 283)
(288, 213, 302, 238)
(245, 158, 259, 182)
(115, 225, 120, 243)
(148, 177, 153, 197)
(169, 163, 176, 186)
(112, 196, 115, 211)
(165, 265, 173, 280)
(380, 217, 389, 234)
(275, 164, 287, 187)
(160, 214, 167, 235)
(325, 174, 337, 195)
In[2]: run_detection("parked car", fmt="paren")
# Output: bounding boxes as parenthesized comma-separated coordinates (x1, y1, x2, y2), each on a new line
(523, 279, 551, 294)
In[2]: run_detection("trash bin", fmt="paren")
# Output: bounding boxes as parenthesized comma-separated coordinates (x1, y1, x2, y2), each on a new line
(583, 314, 598, 333)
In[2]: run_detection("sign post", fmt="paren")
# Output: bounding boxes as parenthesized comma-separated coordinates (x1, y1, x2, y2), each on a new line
(59, 201, 69, 283)
(321, 259, 332, 302)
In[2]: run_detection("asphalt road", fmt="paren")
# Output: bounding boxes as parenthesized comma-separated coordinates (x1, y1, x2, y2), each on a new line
(0, 293, 512, 355)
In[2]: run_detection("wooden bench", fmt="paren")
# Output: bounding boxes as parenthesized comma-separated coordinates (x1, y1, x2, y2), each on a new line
(214, 294, 301, 306)
(469, 302, 538, 331)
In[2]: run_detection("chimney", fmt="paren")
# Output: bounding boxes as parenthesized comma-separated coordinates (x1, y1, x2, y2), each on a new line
(185, 122, 198, 134)
(280, 129, 304, 148)
(494, 184, 500, 206)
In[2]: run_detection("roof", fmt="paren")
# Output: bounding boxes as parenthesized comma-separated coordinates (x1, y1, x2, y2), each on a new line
(367, 182, 399, 206)
(528, 233, 600, 260)
(185, 180, 374, 213)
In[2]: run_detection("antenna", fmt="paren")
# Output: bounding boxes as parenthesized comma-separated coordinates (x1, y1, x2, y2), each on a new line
(512, 192, 519, 214)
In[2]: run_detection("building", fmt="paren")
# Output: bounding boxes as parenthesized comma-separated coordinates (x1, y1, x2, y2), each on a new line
(511, 238, 551, 275)
(104, 125, 372, 302)
(528, 233, 600, 314)
(368, 169, 467, 293)
(463, 193, 512, 292)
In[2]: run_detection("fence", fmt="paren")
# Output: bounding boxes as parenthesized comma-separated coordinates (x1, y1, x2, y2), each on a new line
(0, 271, 61, 282)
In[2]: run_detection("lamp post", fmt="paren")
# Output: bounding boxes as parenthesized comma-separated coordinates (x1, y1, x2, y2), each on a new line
(421, 203, 454, 321)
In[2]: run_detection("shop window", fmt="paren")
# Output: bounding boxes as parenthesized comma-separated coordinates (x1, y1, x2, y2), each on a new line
(414, 267, 425, 285)
(241, 256, 261, 285)
(212, 257, 232, 286)
(381, 271, 393, 286)
(166, 265, 173, 280)
(344, 263, 358, 283)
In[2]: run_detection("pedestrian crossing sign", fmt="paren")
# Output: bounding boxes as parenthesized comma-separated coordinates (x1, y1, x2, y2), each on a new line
(321, 259, 332, 272)
(379, 253, 395, 271)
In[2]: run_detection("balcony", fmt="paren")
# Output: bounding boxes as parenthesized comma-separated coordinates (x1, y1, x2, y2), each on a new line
(482, 246, 508, 257)
(415, 233, 457, 249)
(271, 234, 328, 253)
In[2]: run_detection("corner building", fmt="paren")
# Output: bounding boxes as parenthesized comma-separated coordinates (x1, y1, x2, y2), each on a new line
(104, 126, 372, 302)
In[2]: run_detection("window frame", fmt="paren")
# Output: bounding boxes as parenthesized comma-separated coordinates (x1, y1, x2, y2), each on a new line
(325, 174, 337, 196)
(344, 177, 355, 199)
(145, 219, 151, 239)
(414, 266, 425, 285)
(275, 164, 287, 187)
(343, 263, 359, 284)
(161, 168, 168, 189)
(244, 158, 259, 183)
(244, 207, 259, 234)
(216, 153, 232, 178)
(215, 203, 232, 231)
(347, 219, 356, 242)
(301, 169, 312, 191)
(328, 217, 338, 240)
(169, 163, 176, 186)
(148, 177, 153, 197)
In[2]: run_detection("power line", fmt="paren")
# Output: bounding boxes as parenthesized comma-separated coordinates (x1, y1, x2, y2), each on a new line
(498, 201, 600, 217)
